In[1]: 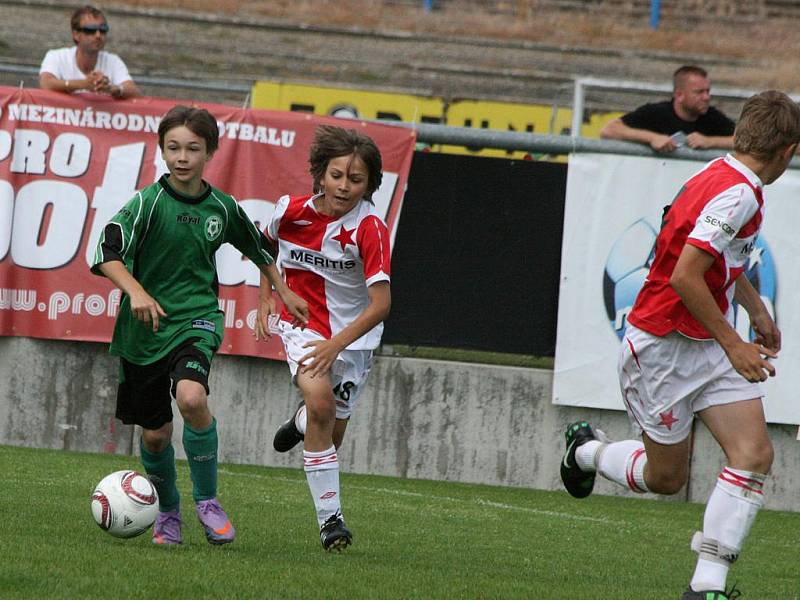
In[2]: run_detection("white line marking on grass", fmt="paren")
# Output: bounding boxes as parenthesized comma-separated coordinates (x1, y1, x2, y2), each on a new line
(218, 469, 621, 525)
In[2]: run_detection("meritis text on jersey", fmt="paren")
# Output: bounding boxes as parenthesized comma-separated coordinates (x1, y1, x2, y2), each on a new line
(289, 249, 356, 271)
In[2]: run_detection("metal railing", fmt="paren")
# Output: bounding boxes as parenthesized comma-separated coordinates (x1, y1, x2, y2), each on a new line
(3, 62, 799, 167)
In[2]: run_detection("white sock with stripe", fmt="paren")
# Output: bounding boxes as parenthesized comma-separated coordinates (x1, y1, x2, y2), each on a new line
(303, 445, 341, 526)
(690, 467, 766, 592)
(591, 439, 649, 493)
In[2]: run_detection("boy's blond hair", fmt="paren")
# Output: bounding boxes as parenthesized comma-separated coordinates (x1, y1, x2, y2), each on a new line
(734, 90, 800, 161)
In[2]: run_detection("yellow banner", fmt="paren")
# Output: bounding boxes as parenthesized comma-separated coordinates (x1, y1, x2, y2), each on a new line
(251, 81, 620, 158)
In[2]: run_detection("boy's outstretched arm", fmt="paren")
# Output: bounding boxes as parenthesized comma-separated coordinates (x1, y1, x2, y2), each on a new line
(98, 260, 166, 332)
(299, 281, 390, 379)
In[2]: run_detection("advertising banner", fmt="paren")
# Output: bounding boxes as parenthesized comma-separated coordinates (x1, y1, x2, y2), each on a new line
(0, 87, 416, 360)
(553, 153, 800, 425)
(251, 80, 619, 159)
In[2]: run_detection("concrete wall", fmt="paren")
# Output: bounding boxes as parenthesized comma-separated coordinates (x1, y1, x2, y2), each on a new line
(2, 336, 798, 512)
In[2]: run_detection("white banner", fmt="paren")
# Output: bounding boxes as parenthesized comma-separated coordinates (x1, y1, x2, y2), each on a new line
(553, 153, 800, 425)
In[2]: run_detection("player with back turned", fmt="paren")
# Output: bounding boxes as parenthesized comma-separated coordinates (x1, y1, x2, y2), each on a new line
(560, 91, 800, 599)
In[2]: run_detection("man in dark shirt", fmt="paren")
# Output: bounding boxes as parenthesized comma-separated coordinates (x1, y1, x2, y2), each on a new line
(600, 65, 735, 153)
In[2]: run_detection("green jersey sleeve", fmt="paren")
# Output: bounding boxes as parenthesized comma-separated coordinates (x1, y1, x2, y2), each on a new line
(90, 191, 150, 276)
(215, 191, 275, 266)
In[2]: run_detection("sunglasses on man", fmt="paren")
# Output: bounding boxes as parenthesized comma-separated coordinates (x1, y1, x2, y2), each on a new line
(76, 24, 110, 34)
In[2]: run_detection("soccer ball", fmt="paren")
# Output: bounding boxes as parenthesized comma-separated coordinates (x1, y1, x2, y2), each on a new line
(90, 470, 159, 538)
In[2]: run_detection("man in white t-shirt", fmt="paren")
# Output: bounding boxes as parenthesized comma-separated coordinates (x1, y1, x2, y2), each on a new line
(39, 5, 140, 99)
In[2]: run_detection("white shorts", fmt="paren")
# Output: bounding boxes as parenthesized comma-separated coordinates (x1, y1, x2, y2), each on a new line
(278, 321, 373, 420)
(617, 324, 763, 444)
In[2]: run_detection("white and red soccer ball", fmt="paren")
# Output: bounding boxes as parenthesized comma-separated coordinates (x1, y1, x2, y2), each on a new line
(90, 470, 159, 538)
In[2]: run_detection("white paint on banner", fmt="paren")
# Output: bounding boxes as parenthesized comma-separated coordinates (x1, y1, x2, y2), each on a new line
(554, 153, 800, 425)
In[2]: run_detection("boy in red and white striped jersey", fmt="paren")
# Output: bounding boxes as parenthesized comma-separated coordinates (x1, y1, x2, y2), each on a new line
(560, 91, 800, 599)
(256, 125, 391, 552)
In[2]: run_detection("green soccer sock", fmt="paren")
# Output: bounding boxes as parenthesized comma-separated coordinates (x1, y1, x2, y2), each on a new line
(139, 439, 181, 513)
(183, 418, 218, 502)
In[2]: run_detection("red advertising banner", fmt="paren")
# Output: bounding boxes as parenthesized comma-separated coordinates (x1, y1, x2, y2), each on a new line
(0, 87, 416, 360)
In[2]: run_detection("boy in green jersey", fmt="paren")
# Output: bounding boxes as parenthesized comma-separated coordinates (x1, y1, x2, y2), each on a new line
(91, 105, 308, 545)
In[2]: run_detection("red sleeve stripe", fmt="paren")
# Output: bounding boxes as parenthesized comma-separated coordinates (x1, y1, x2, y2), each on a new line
(686, 238, 722, 259)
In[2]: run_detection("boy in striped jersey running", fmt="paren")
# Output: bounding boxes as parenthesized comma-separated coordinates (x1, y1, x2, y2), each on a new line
(256, 125, 391, 552)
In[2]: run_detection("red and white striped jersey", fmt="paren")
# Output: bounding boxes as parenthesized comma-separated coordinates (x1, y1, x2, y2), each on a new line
(628, 154, 764, 340)
(267, 193, 391, 349)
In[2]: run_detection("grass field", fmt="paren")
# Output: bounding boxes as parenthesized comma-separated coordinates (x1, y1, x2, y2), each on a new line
(3, 445, 798, 599)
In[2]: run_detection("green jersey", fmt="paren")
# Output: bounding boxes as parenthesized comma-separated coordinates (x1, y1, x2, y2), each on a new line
(91, 175, 274, 364)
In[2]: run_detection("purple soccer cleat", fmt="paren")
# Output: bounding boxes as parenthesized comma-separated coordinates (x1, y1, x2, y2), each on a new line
(196, 498, 235, 545)
(152, 510, 182, 545)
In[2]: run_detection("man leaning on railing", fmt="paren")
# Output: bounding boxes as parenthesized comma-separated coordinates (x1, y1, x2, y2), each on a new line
(600, 65, 734, 154)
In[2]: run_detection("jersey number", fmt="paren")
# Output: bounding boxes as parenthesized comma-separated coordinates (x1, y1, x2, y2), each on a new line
(333, 381, 355, 402)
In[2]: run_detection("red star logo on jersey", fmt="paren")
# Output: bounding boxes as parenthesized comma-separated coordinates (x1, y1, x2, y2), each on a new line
(332, 225, 355, 251)
(658, 409, 679, 431)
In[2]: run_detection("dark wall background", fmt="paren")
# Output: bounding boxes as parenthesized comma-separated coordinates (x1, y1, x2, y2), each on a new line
(383, 152, 567, 356)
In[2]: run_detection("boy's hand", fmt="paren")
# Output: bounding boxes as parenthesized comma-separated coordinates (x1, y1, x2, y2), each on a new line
(750, 311, 781, 352)
(299, 338, 342, 379)
(128, 289, 166, 332)
(279, 288, 309, 329)
(254, 294, 278, 341)
(726, 340, 778, 383)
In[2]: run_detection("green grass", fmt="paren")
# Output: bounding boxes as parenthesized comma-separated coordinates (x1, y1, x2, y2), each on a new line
(2, 445, 798, 599)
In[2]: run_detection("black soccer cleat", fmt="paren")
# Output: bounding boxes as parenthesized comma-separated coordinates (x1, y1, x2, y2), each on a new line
(679, 584, 741, 599)
(273, 402, 304, 452)
(560, 420, 598, 499)
(320, 512, 352, 552)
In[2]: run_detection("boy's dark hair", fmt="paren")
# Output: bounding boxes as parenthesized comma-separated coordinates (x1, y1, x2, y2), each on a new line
(157, 105, 219, 153)
(734, 90, 800, 161)
(71, 5, 105, 31)
(309, 125, 383, 199)
(673, 65, 708, 90)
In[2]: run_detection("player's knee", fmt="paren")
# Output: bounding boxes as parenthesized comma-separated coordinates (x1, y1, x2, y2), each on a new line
(175, 380, 208, 417)
(306, 396, 336, 426)
(645, 465, 688, 495)
(734, 438, 774, 474)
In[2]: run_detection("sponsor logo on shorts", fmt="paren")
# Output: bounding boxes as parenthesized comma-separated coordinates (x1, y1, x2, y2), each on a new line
(192, 319, 216, 332)
(185, 360, 208, 377)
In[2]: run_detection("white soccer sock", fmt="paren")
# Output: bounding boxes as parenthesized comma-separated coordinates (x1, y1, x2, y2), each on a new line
(595, 440, 649, 493)
(690, 468, 766, 592)
(575, 440, 602, 472)
(303, 445, 341, 526)
(295, 405, 307, 435)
